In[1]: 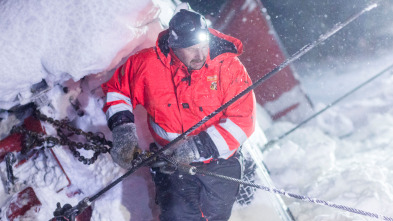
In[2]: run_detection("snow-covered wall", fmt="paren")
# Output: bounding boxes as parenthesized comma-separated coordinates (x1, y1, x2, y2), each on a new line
(0, 0, 171, 110)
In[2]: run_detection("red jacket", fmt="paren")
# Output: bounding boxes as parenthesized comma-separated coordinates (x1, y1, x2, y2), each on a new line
(102, 28, 256, 162)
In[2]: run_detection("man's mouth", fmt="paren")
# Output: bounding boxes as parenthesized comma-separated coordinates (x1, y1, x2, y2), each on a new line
(192, 60, 205, 65)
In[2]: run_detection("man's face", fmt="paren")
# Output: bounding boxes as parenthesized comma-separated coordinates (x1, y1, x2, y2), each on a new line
(173, 42, 209, 70)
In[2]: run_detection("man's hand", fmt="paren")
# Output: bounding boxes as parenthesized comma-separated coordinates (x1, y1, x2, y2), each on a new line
(164, 136, 201, 165)
(172, 136, 201, 164)
(151, 136, 201, 174)
(110, 123, 140, 169)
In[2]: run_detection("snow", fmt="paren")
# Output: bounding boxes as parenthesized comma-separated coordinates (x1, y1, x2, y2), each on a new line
(263, 55, 393, 220)
(0, 0, 165, 110)
(1, 0, 393, 221)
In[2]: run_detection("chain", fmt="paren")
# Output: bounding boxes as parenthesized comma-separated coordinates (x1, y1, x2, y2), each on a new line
(10, 110, 112, 165)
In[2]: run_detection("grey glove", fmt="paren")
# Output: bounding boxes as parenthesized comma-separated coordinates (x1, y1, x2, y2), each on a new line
(165, 136, 201, 165)
(151, 136, 200, 175)
(110, 123, 140, 169)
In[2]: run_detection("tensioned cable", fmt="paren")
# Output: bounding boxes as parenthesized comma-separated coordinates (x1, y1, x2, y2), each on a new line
(262, 62, 393, 152)
(178, 163, 393, 221)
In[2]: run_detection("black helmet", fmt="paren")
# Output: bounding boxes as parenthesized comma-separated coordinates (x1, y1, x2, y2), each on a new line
(168, 9, 209, 48)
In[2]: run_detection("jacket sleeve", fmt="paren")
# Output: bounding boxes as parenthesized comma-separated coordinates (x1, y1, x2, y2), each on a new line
(101, 57, 137, 131)
(198, 57, 256, 159)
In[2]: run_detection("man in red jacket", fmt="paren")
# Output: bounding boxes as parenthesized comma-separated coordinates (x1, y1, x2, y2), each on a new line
(102, 7, 256, 221)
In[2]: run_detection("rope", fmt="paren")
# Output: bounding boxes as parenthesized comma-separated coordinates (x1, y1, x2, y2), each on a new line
(179, 164, 393, 221)
(262, 62, 393, 152)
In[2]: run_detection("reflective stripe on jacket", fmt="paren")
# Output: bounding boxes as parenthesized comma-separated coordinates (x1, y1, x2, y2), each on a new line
(102, 28, 256, 162)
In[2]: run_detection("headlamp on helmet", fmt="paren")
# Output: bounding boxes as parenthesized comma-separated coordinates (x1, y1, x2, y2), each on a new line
(197, 31, 209, 43)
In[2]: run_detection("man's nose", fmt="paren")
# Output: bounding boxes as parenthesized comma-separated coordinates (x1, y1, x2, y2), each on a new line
(196, 50, 205, 60)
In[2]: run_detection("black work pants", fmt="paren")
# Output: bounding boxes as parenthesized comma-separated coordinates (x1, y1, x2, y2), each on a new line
(153, 156, 241, 221)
